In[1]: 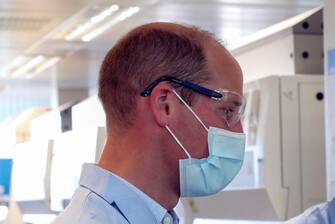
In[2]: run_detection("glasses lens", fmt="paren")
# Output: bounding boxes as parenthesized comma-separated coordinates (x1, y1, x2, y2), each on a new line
(211, 90, 246, 127)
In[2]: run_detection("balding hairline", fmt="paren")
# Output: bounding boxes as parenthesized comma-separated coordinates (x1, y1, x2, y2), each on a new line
(127, 22, 217, 48)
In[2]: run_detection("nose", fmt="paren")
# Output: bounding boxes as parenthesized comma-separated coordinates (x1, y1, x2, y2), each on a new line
(230, 121, 244, 133)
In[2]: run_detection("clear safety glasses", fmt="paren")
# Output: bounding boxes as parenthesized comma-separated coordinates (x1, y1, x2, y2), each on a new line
(140, 76, 246, 127)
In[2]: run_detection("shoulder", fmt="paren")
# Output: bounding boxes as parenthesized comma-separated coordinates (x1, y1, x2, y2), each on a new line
(286, 198, 335, 224)
(51, 187, 128, 224)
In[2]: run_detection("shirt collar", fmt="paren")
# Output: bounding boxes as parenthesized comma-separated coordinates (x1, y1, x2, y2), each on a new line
(79, 163, 179, 224)
(117, 176, 179, 224)
(122, 178, 167, 223)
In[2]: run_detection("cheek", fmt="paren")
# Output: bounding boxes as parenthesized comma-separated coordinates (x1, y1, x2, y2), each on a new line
(187, 125, 208, 159)
(174, 106, 209, 159)
(230, 121, 244, 133)
(182, 105, 210, 158)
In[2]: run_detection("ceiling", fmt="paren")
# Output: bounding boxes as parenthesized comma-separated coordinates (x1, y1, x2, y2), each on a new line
(0, 0, 323, 88)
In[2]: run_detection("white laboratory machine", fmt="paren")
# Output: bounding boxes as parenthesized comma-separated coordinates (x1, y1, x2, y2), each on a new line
(71, 96, 106, 131)
(10, 140, 54, 215)
(50, 126, 106, 212)
(49, 96, 106, 211)
(30, 110, 62, 142)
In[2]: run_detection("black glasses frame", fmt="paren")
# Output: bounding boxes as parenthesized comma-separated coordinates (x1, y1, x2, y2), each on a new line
(140, 76, 223, 99)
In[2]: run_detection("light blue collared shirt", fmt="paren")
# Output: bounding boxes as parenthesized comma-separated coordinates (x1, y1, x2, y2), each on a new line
(287, 197, 335, 224)
(52, 163, 179, 224)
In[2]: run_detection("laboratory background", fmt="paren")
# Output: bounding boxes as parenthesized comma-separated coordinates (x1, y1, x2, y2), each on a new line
(0, 0, 334, 223)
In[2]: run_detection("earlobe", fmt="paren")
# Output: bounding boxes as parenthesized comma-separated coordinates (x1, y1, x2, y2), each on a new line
(149, 83, 174, 127)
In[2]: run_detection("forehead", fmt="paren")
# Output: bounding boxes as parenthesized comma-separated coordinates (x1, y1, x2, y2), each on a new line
(204, 41, 243, 94)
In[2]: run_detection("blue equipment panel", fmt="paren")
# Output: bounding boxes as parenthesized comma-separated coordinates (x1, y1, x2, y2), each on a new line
(0, 159, 13, 196)
(328, 49, 335, 75)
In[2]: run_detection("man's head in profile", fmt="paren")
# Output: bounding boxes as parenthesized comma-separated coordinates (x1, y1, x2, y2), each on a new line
(51, 22, 246, 224)
(98, 22, 245, 207)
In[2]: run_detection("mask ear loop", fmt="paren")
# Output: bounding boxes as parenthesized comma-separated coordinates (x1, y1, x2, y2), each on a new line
(172, 90, 209, 132)
(165, 125, 191, 159)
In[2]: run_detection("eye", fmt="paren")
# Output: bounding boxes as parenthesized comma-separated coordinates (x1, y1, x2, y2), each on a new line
(233, 100, 242, 107)
(221, 107, 234, 119)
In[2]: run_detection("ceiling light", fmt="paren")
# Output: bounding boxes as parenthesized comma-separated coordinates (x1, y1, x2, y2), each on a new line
(90, 5, 119, 24)
(27, 57, 60, 79)
(11, 56, 45, 78)
(65, 22, 93, 41)
(81, 7, 140, 42)
(3, 55, 60, 79)
(65, 5, 119, 41)
(11, 56, 27, 67)
(1, 56, 30, 78)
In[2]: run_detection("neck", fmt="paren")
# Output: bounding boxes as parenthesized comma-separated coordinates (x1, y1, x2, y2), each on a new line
(98, 130, 179, 210)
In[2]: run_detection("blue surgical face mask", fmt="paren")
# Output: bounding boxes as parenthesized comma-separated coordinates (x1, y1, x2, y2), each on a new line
(165, 90, 246, 197)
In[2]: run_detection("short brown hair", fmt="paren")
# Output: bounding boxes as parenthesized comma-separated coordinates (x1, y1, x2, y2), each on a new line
(98, 23, 213, 130)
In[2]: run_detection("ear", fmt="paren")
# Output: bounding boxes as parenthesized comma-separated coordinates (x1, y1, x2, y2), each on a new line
(149, 83, 176, 127)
